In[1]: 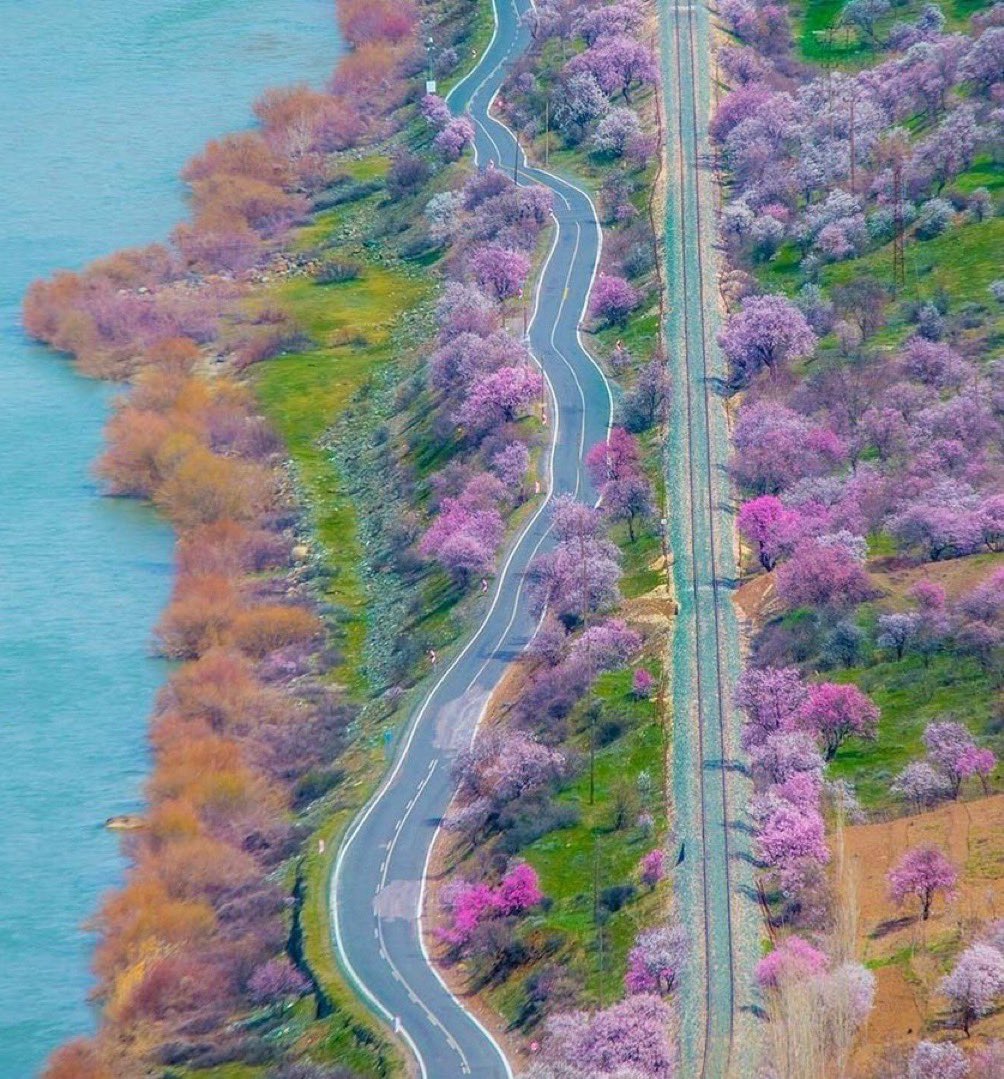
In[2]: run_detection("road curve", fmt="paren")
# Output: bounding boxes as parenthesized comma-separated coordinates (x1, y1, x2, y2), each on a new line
(329, 2, 612, 1076)
(659, 0, 758, 1075)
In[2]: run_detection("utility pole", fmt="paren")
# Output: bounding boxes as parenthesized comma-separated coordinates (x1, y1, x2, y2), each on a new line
(892, 159, 905, 291)
(593, 846, 605, 999)
(585, 701, 600, 806)
(879, 129, 909, 292)
(544, 99, 550, 168)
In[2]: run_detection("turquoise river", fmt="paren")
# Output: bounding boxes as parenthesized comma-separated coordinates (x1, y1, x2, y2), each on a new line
(0, 3, 340, 1073)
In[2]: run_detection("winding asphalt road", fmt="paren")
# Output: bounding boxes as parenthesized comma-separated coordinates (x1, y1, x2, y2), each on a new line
(660, 0, 758, 1075)
(330, 2, 611, 1076)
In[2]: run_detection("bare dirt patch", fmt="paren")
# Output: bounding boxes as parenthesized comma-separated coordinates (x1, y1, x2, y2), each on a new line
(868, 552, 1004, 606)
(734, 571, 777, 623)
(844, 795, 1004, 1072)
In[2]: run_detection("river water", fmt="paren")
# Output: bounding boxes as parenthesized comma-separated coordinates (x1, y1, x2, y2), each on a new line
(0, 3, 339, 1073)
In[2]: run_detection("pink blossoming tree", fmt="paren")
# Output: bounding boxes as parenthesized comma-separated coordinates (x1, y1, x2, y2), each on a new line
(796, 682, 880, 760)
(755, 935, 828, 988)
(887, 846, 958, 921)
(625, 923, 688, 996)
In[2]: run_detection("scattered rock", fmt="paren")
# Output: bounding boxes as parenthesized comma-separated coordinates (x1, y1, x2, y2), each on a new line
(105, 814, 146, 831)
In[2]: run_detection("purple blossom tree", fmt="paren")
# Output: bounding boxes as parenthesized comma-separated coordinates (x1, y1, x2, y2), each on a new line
(900, 337, 969, 390)
(565, 36, 658, 102)
(453, 730, 566, 832)
(437, 281, 496, 341)
(737, 495, 806, 570)
(908, 106, 982, 195)
(542, 993, 676, 1077)
(530, 498, 622, 624)
(940, 944, 1004, 1035)
(247, 957, 311, 1004)
(891, 761, 954, 808)
(755, 800, 830, 872)
(421, 93, 452, 128)
(890, 500, 984, 561)
(435, 116, 476, 161)
(717, 294, 817, 383)
(732, 400, 845, 495)
(971, 1039, 1004, 1079)
(569, 618, 642, 673)
(456, 365, 544, 436)
(632, 667, 657, 699)
(419, 499, 504, 584)
(877, 612, 921, 660)
(639, 848, 666, 889)
(735, 666, 807, 747)
(590, 274, 641, 325)
(493, 862, 544, 914)
(924, 720, 993, 798)
(439, 879, 498, 946)
(960, 26, 1004, 93)
(593, 108, 643, 156)
(582, 429, 652, 539)
(907, 1040, 970, 1079)
(552, 71, 610, 142)
(957, 746, 997, 796)
(551, 493, 605, 542)
(491, 441, 531, 498)
(750, 731, 825, 786)
(887, 846, 958, 921)
(775, 539, 871, 612)
(469, 244, 531, 302)
(574, 0, 646, 45)
(981, 494, 1004, 553)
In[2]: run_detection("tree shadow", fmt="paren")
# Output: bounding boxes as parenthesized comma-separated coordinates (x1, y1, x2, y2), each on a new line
(870, 914, 916, 939)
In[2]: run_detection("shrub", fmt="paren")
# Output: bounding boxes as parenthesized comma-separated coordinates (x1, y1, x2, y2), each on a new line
(228, 605, 323, 659)
(599, 884, 636, 913)
(155, 575, 242, 659)
(314, 257, 362, 284)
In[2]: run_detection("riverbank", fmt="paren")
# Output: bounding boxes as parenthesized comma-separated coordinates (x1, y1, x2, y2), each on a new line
(0, 3, 340, 1075)
(27, 3, 492, 1076)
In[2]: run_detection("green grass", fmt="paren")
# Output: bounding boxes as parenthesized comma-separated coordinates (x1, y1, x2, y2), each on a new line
(791, 0, 994, 66)
(440, 0, 497, 93)
(254, 247, 431, 691)
(823, 213, 1004, 315)
(483, 668, 668, 1021)
(170, 1066, 266, 1079)
(249, 167, 432, 1076)
(614, 524, 664, 598)
(827, 651, 1001, 809)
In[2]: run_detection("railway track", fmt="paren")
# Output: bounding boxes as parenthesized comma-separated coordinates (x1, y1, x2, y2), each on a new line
(661, 0, 752, 1074)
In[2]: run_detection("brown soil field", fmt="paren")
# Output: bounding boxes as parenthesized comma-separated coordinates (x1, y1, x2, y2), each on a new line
(844, 795, 1004, 1073)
